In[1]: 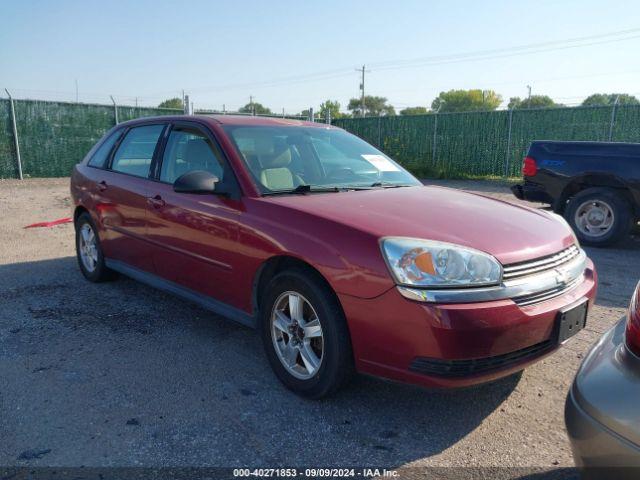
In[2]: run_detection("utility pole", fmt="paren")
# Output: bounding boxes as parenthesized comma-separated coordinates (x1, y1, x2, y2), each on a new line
(356, 65, 370, 117)
(249, 95, 254, 115)
(526, 85, 532, 109)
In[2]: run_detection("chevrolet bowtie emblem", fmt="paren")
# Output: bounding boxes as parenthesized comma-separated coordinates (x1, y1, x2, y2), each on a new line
(555, 268, 569, 286)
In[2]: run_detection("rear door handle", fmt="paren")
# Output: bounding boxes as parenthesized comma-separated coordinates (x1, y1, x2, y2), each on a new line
(98, 181, 108, 192)
(147, 195, 166, 209)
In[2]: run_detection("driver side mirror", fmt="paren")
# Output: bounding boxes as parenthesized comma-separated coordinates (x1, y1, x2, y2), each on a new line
(173, 170, 219, 194)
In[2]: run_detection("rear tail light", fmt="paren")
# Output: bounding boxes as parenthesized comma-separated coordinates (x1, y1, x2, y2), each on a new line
(625, 281, 640, 356)
(522, 156, 538, 177)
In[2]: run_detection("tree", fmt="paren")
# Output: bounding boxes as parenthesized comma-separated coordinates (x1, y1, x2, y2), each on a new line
(581, 93, 640, 106)
(347, 96, 395, 117)
(238, 101, 272, 115)
(431, 89, 502, 112)
(319, 100, 342, 120)
(399, 106, 430, 115)
(158, 97, 183, 109)
(508, 95, 561, 109)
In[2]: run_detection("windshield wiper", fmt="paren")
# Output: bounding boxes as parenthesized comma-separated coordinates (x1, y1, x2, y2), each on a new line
(370, 181, 413, 188)
(263, 184, 343, 196)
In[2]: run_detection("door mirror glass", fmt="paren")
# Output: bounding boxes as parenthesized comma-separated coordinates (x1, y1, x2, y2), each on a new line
(173, 170, 219, 194)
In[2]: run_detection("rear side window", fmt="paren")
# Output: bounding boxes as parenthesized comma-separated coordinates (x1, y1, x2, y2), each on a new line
(111, 125, 164, 178)
(88, 129, 122, 168)
(160, 127, 224, 184)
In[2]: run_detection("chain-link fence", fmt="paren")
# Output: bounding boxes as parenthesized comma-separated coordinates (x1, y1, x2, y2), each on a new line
(0, 98, 323, 179)
(0, 98, 181, 178)
(333, 104, 640, 178)
(2, 98, 640, 179)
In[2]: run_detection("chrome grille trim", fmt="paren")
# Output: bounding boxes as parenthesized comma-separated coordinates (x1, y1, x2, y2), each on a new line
(512, 274, 584, 307)
(503, 245, 580, 280)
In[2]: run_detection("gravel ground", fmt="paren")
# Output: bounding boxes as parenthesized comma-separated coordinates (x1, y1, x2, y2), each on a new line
(1, 178, 639, 476)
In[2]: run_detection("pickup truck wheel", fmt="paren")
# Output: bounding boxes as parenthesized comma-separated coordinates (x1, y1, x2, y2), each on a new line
(260, 269, 354, 399)
(75, 213, 115, 282)
(565, 188, 632, 247)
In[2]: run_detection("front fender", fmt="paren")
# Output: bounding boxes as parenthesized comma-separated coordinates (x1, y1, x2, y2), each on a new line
(240, 202, 395, 300)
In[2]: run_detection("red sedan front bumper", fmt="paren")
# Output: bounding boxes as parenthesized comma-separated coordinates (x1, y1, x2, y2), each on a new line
(339, 259, 597, 389)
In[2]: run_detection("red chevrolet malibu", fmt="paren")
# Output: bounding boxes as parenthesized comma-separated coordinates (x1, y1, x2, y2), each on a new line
(71, 115, 597, 398)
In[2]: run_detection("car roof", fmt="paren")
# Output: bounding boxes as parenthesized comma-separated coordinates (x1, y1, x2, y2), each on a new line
(118, 114, 336, 129)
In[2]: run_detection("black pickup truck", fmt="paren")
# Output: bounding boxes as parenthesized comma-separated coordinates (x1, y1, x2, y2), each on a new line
(512, 141, 640, 246)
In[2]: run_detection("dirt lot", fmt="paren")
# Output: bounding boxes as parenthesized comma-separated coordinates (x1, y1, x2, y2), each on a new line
(1, 178, 639, 475)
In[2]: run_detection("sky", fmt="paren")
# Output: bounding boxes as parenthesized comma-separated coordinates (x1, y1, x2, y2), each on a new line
(1, 0, 640, 114)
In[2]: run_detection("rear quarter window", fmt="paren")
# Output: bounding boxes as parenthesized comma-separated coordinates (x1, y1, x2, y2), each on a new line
(87, 129, 123, 168)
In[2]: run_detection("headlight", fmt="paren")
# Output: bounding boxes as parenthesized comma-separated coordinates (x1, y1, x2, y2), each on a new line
(380, 237, 502, 287)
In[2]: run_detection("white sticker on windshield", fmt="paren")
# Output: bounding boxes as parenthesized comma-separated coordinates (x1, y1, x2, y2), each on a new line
(361, 154, 400, 172)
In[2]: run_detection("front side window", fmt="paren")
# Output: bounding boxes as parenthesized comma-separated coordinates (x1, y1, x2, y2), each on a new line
(160, 127, 224, 184)
(111, 124, 164, 178)
(223, 126, 420, 193)
(88, 129, 122, 168)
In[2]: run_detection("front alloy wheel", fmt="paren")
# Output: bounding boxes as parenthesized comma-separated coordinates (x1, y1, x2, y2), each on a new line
(271, 291, 324, 379)
(260, 269, 354, 398)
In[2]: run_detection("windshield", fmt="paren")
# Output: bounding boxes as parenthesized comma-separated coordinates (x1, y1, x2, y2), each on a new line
(222, 125, 421, 194)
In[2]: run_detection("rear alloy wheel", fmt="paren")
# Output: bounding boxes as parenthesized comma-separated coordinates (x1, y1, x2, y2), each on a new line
(565, 188, 632, 247)
(78, 223, 99, 273)
(75, 212, 114, 282)
(260, 269, 353, 398)
(574, 199, 614, 237)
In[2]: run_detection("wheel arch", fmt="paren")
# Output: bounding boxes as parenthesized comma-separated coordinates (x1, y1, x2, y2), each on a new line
(556, 175, 635, 215)
(73, 205, 89, 224)
(251, 255, 344, 319)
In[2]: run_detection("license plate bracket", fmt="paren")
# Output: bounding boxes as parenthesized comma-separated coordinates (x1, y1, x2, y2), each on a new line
(555, 300, 588, 344)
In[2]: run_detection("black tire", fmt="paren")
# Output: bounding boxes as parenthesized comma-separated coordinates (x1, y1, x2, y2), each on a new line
(564, 188, 633, 247)
(259, 269, 354, 399)
(75, 212, 115, 282)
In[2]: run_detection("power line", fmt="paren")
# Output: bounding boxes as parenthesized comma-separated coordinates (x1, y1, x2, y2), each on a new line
(5, 27, 640, 108)
(372, 33, 640, 72)
(146, 27, 640, 96)
(368, 27, 640, 70)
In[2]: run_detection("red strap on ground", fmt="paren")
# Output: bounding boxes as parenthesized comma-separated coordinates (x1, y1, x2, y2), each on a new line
(24, 217, 72, 229)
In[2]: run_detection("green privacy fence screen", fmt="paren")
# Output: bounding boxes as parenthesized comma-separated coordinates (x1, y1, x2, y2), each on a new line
(333, 104, 640, 178)
(2, 99, 640, 179)
(0, 98, 181, 178)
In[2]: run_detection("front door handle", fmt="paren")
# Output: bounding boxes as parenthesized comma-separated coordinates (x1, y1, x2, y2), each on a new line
(98, 180, 108, 192)
(147, 195, 166, 209)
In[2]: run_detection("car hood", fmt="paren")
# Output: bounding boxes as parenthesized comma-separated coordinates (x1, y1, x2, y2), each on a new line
(260, 185, 575, 265)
